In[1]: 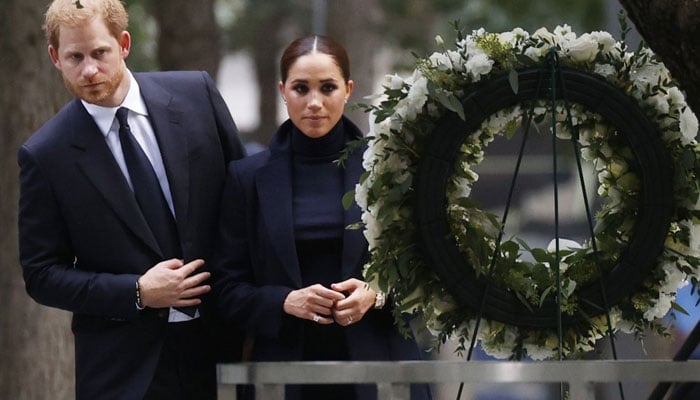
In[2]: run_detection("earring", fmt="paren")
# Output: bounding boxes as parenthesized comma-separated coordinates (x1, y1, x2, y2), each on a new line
(283, 97, 287, 105)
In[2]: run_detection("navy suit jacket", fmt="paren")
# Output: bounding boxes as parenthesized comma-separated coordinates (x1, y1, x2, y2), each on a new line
(213, 117, 430, 400)
(18, 71, 245, 400)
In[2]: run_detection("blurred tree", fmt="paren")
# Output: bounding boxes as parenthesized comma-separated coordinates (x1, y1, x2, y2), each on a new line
(122, 0, 158, 71)
(147, 0, 223, 78)
(327, 0, 385, 133)
(0, 1, 74, 399)
(225, 0, 298, 146)
(619, 0, 700, 115)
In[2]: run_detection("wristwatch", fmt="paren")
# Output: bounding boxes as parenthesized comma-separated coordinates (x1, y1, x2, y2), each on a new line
(373, 291, 386, 309)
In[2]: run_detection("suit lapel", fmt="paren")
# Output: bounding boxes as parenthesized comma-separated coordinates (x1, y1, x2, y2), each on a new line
(256, 151, 303, 287)
(341, 146, 367, 279)
(137, 76, 191, 242)
(69, 100, 162, 255)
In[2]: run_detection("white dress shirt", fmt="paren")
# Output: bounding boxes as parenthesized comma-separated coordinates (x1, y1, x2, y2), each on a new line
(82, 70, 197, 322)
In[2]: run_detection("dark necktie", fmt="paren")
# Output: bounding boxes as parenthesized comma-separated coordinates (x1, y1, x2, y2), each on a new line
(116, 107, 196, 317)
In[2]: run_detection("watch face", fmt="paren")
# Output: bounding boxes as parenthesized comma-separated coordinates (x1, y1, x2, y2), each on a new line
(374, 292, 386, 309)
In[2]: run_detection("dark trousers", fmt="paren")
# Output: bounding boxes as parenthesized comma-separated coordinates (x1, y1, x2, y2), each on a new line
(144, 318, 216, 400)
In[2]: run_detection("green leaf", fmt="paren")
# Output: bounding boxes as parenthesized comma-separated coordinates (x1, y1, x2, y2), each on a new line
(508, 69, 519, 94)
(514, 290, 535, 313)
(342, 189, 356, 210)
(345, 222, 364, 231)
(539, 286, 554, 307)
(530, 248, 550, 263)
(430, 83, 466, 120)
(671, 301, 690, 316)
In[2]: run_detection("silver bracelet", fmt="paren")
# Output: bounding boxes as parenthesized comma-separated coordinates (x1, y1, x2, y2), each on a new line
(135, 279, 145, 310)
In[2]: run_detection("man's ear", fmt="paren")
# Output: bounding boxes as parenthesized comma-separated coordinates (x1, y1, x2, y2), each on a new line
(48, 45, 61, 70)
(119, 31, 131, 59)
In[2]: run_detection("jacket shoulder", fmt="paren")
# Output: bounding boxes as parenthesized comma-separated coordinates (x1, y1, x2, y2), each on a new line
(227, 150, 270, 176)
(134, 70, 212, 87)
(21, 100, 83, 155)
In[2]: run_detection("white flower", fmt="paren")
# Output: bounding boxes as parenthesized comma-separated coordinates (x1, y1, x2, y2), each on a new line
(429, 52, 451, 68)
(395, 70, 428, 121)
(666, 86, 685, 106)
(384, 73, 405, 90)
(449, 176, 473, 200)
(435, 35, 445, 47)
(524, 46, 545, 61)
(593, 63, 617, 79)
(566, 33, 599, 62)
(689, 222, 700, 258)
(498, 27, 528, 46)
(466, 52, 493, 81)
(580, 147, 595, 161)
(532, 27, 556, 43)
(660, 262, 688, 293)
(589, 31, 617, 54)
(361, 207, 380, 250)
(631, 63, 670, 89)
(680, 107, 699, 144)
(447, 50, 465, 71)
(553, 24, 576, 41)
(643, 292, 673, 321)
(547, 238, 582, 253)
(648, 93, 670, 115)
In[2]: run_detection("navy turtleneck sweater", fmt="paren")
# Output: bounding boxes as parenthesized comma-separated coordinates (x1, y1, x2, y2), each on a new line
(291, 120, 347, 290)
(291, 121, 354, 395)
(291, 121, 346, 243)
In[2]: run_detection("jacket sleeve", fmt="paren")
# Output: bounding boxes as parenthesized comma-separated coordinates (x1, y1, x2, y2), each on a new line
(211, 163, 294, 340)
(17, 145, 141, 320)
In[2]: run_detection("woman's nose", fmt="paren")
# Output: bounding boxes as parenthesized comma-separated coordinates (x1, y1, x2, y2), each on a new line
(308, 92, 322, 109)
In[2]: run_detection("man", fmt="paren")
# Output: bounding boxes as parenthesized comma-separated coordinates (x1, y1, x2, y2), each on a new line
(17, 0, 245, 398)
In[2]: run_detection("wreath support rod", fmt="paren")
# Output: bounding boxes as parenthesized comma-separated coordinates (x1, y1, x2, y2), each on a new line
(459, 51, 553, 400)
(549, 49, 627, 400)
(464, 84, 541, 363)
(558, 57, 625, 400)
(546, 50, 566, 366)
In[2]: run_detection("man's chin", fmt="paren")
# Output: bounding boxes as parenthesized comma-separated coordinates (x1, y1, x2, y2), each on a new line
(76, 89, 109, 105)
(64, 82, 108, 105)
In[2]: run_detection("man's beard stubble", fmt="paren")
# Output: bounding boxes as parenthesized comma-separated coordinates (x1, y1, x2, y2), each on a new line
(63, 65, 125, 106)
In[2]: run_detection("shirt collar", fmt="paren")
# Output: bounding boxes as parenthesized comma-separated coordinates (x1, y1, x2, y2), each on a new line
(82, 70, 149, 137)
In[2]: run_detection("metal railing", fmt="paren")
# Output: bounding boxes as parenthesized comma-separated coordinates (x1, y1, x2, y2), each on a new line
(217, 360, 700, 399)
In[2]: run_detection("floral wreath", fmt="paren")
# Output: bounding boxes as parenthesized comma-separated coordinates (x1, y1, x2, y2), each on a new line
(355, 24, 700, 360)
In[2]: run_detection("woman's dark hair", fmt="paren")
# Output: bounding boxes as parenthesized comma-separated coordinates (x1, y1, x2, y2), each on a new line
(280, 35, 350, 83)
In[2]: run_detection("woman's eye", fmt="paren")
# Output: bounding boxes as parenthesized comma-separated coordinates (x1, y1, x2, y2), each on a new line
(293, 85, 308, 94)
(322, 84, 338, 93)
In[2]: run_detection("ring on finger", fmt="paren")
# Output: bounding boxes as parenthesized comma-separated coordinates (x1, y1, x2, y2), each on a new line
(313, 314, 321, 323)
(347, 315, 353, 324)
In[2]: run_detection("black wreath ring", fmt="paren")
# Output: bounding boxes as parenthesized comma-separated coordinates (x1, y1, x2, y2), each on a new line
(414, 67, 674, 328)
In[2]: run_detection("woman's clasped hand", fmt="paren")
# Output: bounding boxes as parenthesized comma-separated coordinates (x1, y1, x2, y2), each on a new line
(283, 278, 377, 326)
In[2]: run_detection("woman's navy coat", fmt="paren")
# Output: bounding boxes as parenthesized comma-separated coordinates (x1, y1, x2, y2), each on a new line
(213, 117, 431, 399)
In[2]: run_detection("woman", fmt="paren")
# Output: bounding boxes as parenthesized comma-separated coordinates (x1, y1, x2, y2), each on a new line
(213, 35, 431, 400)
